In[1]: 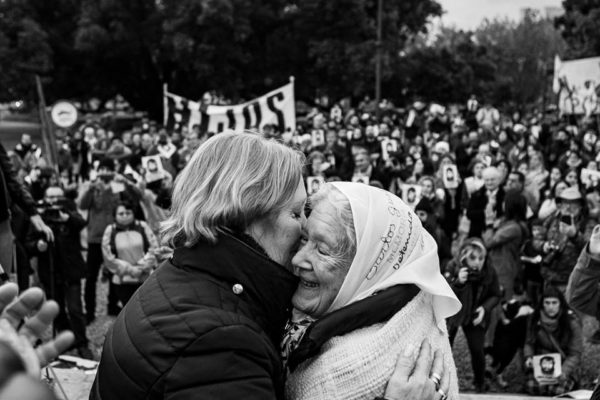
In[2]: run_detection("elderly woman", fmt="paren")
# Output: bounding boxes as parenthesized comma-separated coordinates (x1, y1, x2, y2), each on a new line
(92, 132, 452, 400)
(284, 182, 461, 400)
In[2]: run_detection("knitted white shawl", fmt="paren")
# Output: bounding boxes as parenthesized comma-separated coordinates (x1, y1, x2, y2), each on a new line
(286, 292, 459, 400)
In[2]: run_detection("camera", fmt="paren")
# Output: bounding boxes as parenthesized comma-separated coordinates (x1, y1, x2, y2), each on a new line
(466, 267, 482, 282)
(36, 200, 67, 223)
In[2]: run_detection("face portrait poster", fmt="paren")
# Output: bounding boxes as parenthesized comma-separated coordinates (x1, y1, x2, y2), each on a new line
(142, 155, 165, 183)
(401, 184, 422, 209)
(311, 129, 325, 147)
(443, 164, 459, 189)
(381, 139, 398, 161)
(352, 176, 369, 185)
(307, 176, 325, 195)
(533, 353, 561, 386)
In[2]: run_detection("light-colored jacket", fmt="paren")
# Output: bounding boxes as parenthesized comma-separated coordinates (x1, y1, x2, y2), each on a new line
(285, 292, 459, 400)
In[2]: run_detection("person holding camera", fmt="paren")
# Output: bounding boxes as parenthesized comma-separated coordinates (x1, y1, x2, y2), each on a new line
(79, 158, 142, 324)
(541, 187, 595, 293)
(25, 185, 92, 359)
(445, 238, 502, 392)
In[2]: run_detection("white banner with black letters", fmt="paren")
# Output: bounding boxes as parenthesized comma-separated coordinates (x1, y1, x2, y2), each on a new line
(164, 81, 295, 133)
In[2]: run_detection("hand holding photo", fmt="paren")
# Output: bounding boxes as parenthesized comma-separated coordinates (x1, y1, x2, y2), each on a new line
(443, 164, 459, 189)
(307, 176, 325, 195)
(401, 184, 422, 208)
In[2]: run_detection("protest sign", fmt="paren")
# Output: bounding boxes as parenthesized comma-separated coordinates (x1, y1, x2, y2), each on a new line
(401, 184, 422, 209)
(307, 176, 325, 195)
(381, 139, 398, 161)
(443, 164, 459, 189)
(142, 155, 165, 183)
(164, 80, 295, 134)
(553, 55, 600, 115)
(532, 353, 561, 386)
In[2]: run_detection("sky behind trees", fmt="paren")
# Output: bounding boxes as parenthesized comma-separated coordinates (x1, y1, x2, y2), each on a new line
(437, 0, 562, 29)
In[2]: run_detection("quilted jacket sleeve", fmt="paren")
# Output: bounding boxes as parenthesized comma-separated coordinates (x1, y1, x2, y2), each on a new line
(164, 325, 280, 400)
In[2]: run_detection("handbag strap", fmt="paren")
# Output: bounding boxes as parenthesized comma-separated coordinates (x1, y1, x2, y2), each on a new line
(540, 323, 566, 360)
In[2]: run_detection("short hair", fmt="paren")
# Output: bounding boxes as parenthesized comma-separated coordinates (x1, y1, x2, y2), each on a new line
(309, 184, 357, 270)
(113, 200, 135, 217)
(510, 171, 525, 184)
(161, 131, 305, 246)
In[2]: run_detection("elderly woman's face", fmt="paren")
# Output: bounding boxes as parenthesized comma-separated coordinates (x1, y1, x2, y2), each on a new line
(291, 200, 350, 318)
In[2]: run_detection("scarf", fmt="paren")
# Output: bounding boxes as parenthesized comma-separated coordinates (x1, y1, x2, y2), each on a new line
(324, 182, 461, 325)
(283, 183, 461, 363)
(540, 311, 560, 333)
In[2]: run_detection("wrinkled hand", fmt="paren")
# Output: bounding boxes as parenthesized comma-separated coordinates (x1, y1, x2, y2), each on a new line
(472, 306, 485, 326)
(0, 283, 74, 377)
(589, 225, 600, 255)
(384, 339, 450, 400)
(29, 215, 54, 242)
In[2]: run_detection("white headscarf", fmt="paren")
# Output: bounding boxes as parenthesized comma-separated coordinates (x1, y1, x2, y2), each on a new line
(327, 182, 461, 329)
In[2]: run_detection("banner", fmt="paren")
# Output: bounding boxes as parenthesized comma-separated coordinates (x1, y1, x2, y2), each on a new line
(553, 55, 600, 115)
(164, 80, 295, 134)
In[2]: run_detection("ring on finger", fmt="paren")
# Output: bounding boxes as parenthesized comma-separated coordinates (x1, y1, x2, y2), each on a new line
(429, 372, 441, 388)
(437, 388, 447, 400)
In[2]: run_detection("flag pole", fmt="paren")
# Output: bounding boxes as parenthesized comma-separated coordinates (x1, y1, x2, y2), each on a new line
(163, 83, 168, 127)
(35, 75, 58, 174)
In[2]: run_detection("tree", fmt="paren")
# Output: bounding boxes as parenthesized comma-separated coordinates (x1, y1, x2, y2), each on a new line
(556, 0, 600, 58)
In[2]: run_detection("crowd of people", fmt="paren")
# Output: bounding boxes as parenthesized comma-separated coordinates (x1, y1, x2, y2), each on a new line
(0, 94, 599, 398)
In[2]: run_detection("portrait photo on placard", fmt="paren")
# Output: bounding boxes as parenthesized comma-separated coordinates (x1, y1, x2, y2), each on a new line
(142, 155, 165, 183)
(381, 139, 398, 161)
(311, 129, 325, 147)
(401, 184, 422, 209)
(532, 353, 561, 385)
(351, 176, 370, 185)
(443, 164, 459, 189)
(307, 176, 325, 195)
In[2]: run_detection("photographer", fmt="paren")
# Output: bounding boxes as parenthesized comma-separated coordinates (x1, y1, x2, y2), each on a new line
(26, 186, 93, 359)
(79, 158, 142, 324)
(541, 187, 595, 292)
(446, 238, 502, 392)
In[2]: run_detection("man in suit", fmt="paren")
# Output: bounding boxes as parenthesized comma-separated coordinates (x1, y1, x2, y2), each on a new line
(467, 166, 505, 238)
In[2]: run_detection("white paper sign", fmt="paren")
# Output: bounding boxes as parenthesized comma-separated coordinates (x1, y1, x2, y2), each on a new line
(307, 176, 325, 195)
(532, 353, 561, 386)
(401, 184, 422, 209)
(443, 164, 459, 189)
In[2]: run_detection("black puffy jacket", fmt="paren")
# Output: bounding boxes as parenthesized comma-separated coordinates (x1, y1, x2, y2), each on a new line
(90, 232, 298, 400)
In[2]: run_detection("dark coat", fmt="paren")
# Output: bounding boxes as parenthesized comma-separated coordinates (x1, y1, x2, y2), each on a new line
(466, 185, 505, 238)
(0, 142, 37, 222)
(90, 232, 298, 400)
(446, 259, 502, 331)
(26, 200, 87, 285)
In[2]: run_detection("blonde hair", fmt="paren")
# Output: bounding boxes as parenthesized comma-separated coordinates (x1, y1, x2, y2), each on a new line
(161, 131, 305, 247)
